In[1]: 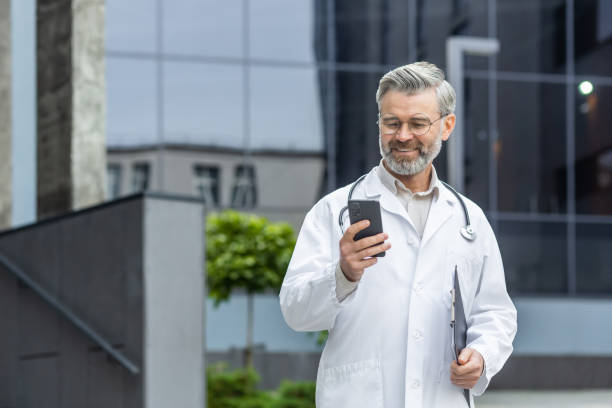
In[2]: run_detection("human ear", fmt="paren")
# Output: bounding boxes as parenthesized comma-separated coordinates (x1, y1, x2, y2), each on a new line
(441, 114, 456, 141)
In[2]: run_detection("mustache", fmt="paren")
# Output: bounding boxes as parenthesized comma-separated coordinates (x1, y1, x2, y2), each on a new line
(388, 141, 425, 151)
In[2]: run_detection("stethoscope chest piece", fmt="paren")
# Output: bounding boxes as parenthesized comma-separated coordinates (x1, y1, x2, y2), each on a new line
(460, 225, 476, 241)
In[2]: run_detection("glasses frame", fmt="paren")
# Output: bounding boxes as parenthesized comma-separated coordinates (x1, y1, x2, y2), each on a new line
(377, 114, 446, 137)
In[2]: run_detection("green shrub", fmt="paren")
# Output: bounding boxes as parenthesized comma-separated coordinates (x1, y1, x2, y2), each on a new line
(272, 380, 316, 408)
(207, 363, 316, 408)
(207, 363, 271, 408)
(213, 395, 275, 408)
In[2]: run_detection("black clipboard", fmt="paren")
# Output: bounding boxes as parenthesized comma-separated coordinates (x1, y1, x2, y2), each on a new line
(450, 265, 471, 407)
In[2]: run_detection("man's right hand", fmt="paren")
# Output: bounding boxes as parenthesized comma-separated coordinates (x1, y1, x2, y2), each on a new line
(339, 220, 391, 282)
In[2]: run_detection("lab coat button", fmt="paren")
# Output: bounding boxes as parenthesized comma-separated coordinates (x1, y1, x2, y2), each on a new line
(413, 283, 423, 293)
(411, 380, 420, 389)
(413, 330, 422, 339)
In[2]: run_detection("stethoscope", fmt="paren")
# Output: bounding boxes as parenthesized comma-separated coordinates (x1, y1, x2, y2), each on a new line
(338, 174, 477, 242)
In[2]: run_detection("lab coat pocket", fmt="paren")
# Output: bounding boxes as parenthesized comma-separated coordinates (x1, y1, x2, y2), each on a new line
(319, 358, 383, 408)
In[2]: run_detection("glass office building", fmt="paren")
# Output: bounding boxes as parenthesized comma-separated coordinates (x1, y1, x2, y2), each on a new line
(107, 0, 612, 298)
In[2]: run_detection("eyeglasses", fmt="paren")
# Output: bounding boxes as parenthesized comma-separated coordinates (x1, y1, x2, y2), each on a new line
(377, 114, 445, 136)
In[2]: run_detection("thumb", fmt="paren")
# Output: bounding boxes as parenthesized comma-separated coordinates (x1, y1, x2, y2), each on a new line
(458, 347, 473, 365)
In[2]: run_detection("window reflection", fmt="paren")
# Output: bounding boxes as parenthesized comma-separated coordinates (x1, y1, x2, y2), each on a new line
(496, 81, 566, 213)
(132, 163, 151, 192)
(575, 0, 612, 76)
(575, 84, 612, 215)
(231, 164, 257, 208)
(498, 221, 567, 294)
(194, 165, 220, 207)
(576, 223, 612, 294)
(107, 164, 122, 200)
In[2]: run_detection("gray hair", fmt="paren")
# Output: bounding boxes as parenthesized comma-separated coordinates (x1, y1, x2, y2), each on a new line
(375, 61, 456, 116)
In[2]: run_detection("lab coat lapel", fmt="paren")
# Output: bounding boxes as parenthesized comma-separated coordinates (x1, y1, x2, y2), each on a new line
(420, 182, 455, 247)
(362, 169, 412, 225)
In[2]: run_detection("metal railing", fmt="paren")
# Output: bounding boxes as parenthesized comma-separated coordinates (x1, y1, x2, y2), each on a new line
(0, 253, 140, 375)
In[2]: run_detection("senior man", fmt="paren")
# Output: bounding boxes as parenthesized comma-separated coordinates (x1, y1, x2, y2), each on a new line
(280, 61, 517, 408)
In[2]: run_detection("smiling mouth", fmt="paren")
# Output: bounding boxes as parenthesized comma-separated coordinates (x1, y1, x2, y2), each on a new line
(393, 148, 419, 154)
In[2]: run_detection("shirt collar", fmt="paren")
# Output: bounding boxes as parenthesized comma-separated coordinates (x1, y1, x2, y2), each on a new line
(376, 159, 439, 198)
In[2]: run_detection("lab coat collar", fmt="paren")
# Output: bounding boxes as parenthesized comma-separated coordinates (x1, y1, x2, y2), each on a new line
(362, 167, 406, 222)
(362, 164, 456, 246)
(421, 177, 456, 246)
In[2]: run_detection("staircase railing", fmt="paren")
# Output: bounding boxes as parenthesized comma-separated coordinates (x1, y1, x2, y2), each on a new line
(0, 253, 140, 374)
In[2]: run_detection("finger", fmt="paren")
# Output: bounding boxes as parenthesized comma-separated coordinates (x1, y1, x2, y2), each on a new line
(458, 348, 473, 365)
(353, 232, 388, 251)
(450, 360, 461, 376)
(451, 371, 479, 385)
(450, 372, 474, 387)
(453, 380, 475, 389)
(357, 241, 391, 258)
(360, 257, 379, 269)
(454, 360, 480, 376)
(344, 220, 370, 240)
(347, 257, 378, 274)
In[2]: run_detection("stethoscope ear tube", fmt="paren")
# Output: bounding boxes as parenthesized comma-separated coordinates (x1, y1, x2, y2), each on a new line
(339, 174, 368, 232)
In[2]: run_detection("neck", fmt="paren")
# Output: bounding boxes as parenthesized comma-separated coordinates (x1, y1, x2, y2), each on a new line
(382, 160, 432, 193)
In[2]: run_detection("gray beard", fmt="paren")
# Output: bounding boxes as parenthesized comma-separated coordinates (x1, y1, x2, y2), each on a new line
(379, 130, 443, 176)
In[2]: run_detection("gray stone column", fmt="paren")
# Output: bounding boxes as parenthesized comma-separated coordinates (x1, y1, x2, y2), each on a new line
(37, 0, 106, 219)
(0, 0, 11, 229)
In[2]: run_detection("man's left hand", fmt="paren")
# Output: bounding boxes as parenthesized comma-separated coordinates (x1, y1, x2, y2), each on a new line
(450, 348, 484, 389)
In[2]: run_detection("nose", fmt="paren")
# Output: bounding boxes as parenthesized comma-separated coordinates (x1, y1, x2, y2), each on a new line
(395, 122, 414, 142)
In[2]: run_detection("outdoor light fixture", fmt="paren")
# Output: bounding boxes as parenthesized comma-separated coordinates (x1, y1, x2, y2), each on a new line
(579, 80, 594, 95)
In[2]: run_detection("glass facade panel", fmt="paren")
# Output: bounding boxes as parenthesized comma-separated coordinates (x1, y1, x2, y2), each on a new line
(576, 223, 612, 294)
(497, 0, 566, 74)
(334, 71, 384, 186)
(250, 66, 324, 151)
(249, 0, 317, 62)
(163, 62, 244, 147)
(498, 221, 567, 294)
(106, 58, 158, 146)
(496, 81, 566, 213)
(106, 0, 157, 53)
(575, 84, 612, 215)
(574, 0, 612, 76)
(464, 78, 491, 210)
(332, 0, 412, 65)
(419, 0, 489, 70)
(162, 0, 243, 57)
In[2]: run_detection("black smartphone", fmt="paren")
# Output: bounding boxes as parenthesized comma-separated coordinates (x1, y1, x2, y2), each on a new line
(347, 200, 385, 257)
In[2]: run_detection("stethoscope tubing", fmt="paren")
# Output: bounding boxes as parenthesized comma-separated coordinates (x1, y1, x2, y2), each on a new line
(338, 174, 476, 241)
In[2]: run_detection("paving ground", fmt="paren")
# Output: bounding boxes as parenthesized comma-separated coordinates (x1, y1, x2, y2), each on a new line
(475, 390, 612, 408)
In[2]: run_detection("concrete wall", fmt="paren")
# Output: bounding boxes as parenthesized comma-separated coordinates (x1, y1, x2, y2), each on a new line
(143, 196, 205, 407)
(0, 193, 205, 407)
(37, 0, 106, 220)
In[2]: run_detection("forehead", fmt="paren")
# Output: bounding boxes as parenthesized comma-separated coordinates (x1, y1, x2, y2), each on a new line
(379, 88, 438, 118)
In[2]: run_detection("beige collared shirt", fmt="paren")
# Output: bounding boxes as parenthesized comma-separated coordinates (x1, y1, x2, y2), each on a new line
(335, 160, 439, 301)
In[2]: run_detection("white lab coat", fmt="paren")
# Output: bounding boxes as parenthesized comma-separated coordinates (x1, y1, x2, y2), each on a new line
(279, 166, 517, 408)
